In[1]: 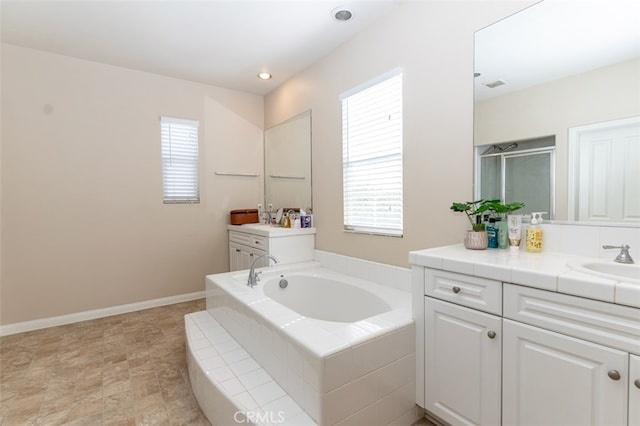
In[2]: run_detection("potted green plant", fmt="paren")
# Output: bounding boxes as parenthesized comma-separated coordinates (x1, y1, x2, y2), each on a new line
(450, 199, 495, 249)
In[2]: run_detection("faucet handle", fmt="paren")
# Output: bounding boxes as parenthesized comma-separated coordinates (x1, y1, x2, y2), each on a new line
(603, 244, 634, 264)
(602, 244, 629, 250)
(254, 271, 262, 282)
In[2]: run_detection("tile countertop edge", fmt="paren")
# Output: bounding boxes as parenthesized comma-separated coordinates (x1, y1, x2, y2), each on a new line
(227, 224, 316, 237)
(409, 244, 638, 306)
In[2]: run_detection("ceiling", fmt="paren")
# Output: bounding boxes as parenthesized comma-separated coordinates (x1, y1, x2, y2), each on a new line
(0, 0, 397, 95)
(475, 0, 640, 101)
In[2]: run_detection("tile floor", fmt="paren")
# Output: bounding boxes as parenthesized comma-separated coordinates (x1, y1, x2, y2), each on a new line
(0, 299, 209, 425)
(0, 300, 435, 426)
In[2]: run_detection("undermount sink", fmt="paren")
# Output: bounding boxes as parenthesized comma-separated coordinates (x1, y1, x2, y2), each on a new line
(571, 261, 640, 283)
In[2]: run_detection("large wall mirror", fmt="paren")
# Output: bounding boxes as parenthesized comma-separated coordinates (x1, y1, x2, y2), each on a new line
(474, 0, 640, 224)
(264, 110, 312, 211)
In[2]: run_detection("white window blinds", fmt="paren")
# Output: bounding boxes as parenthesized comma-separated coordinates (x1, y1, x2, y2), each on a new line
(160, 116, 200, 204)
(341, 71, 403, 236)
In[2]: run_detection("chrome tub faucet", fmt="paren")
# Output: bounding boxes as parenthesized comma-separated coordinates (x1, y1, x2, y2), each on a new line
(247, 254, 280, 287)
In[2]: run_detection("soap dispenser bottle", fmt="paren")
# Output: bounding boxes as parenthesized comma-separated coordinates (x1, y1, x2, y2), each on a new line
(526, 212, 546, 253)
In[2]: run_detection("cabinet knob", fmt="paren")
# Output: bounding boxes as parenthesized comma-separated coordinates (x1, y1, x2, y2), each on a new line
(607, 370, 621, 381)
(487, 331, 496, 339)
(635, 379, 640, 389)
(452, 286, 461, 294)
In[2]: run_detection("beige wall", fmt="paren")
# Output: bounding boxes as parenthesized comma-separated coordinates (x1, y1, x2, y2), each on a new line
(475, 57, 640, 220)
(1, 44, 264, 325)
(264, 1, 532, 267)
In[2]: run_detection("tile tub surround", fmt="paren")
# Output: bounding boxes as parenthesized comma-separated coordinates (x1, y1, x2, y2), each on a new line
(409, 244, 640, 308)
(191, 261, 418, 425)
(313, 250, 412, 293)
(517, 222, 640, 259)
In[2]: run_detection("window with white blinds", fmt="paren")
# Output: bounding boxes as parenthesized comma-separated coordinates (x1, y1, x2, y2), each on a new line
(341, 70, 403, 236)
(160, 116, 200, 204)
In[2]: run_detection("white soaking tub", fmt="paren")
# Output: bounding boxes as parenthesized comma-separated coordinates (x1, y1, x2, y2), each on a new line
(186, 261, 417, 425)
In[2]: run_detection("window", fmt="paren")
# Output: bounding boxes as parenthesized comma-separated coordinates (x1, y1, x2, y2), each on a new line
(160, 116, 200, 204)
(341, 70, 403, 236)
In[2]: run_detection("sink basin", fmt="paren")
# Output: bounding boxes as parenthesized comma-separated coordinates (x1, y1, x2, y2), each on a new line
(571, 261, 640, 283)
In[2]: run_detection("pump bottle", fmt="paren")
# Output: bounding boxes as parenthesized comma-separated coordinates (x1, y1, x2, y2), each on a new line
(526, 212, 546, 253)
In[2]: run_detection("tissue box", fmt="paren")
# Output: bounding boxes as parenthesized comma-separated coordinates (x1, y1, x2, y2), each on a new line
(300, 215, 313, 228)
(230, 209, 259, 225)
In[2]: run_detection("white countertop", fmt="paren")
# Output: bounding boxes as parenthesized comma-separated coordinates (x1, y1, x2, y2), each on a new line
(409, 244, 640, 308)
(227, 223, 316, 237)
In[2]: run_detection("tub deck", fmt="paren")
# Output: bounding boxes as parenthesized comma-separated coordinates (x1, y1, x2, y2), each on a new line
(187, 261, 418, 425)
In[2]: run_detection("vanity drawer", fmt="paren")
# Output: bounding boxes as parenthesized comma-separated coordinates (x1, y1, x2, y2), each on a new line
(251, 235, 267, 250)
(228, 231, 267, 250)
(504, 284, 640, 354)
(424, 269, 502, 315)
(229, 230, 252, 246)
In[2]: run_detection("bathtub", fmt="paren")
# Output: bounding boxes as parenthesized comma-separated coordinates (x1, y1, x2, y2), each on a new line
(185, 261, 417, 425)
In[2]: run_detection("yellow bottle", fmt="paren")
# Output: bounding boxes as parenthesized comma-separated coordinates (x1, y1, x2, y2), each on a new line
(526, 212, 546, 253)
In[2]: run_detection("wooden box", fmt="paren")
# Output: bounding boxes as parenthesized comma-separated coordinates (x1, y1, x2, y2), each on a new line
(230, 209, 259, 225)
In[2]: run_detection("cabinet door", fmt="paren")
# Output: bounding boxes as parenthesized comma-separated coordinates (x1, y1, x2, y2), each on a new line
(630, 354, 640, 426)
(424, 297, 501, 426)
(229, 242, 243, 271)
(229, 242, 266, 271)
(503, 319, 628, 426)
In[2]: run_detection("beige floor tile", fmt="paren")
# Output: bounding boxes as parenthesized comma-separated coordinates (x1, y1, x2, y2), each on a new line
(0, 299, 210, 425)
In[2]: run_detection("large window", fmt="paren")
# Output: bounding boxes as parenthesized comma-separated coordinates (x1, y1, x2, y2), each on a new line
(160, 116, 200, 204)
(341, 70, 403, 236)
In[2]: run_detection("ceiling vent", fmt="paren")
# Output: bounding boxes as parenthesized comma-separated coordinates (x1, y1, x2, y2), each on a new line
(484, 79, 507, 88)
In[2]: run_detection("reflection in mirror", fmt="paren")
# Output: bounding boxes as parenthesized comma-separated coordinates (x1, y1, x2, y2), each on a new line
(568, 116, 640, 223)
(474, 0, 640, 224)
(264, 110, 312, 212)
(476, 137, 555, 218)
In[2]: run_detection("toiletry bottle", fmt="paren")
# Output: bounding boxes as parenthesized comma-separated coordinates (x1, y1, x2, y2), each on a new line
(526, 212, 546, 253)
(507, 214, 522, 254)
(496, 218, 508, 249)
(487, 218, 499, 248)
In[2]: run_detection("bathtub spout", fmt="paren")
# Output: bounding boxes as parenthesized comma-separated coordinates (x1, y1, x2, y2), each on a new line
(247, 254, 279, 287)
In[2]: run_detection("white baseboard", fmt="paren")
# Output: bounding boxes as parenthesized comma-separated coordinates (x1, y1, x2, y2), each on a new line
(0, 291, 205, 337)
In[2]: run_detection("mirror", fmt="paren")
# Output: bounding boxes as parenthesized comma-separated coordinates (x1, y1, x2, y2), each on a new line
(264, 110, 312, 212)
(474, 0, 640, 224)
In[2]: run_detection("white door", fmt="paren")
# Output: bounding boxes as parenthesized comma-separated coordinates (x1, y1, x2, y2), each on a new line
(424, 298, 501, 426)
(503, 319, 628, 426)
(570, 117, 640, 222)
(630, 354, 640, 426)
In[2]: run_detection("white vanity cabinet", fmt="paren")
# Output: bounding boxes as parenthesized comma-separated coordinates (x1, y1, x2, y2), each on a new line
(227, 224, 315, 271)
(423, 269, 502, 426)
(229, 229, 271, 271)
(413, 258, 640, 426)
(503, 283, 639, 426)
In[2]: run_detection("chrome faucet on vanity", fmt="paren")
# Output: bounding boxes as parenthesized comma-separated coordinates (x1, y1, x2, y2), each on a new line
(602, 244, 634, 264)
(247, 254, 280, 287)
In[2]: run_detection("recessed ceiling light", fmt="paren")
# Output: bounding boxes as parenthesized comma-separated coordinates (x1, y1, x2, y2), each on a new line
(332, 7, 353, 22)
(257, 72, 272, 80)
